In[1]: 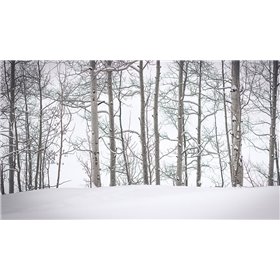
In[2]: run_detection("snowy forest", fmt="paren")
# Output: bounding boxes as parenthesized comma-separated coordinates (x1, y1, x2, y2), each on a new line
(0, 60, 279, 195)
(1, 2, 279, 280)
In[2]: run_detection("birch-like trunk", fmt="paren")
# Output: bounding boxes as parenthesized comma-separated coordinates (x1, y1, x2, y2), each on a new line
(222, 61, 233, 183)
(139, 61, 149, 185)
(231, 60, 243, 186)
(1, 161, 5, 195)
(196, 61, 202, 187)
(154, 60, 161, 185)
(176, 61, 184, 186)
(23, 70, 32, 190)
(214, 88, 224, 187)
(8, 61, 15, 194)
(268, 60, 279, 186)
(118, 72, 131, 185)
(90, 60, 101, 187)
(14, 118, 22, 192)
(182, 62, 189, 186)
(34, 61, 43, 190)
(146, 106, 152, 184)
(274, 139, 280, 185)
(56, 81, 64, 188)
(107, 61, 116, 186)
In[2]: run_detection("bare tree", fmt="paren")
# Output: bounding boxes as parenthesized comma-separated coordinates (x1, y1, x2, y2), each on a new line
(34, 61, 44, 190)
(231, 60, 243, 186)
(90, 60, 101, 187)
(8, 61, 16, 193)
(268, 60, 279, 186)
(55, 63, 73, 188)
(221, 60, 233, 182)
(176, 61, 184, 186)
(196, 61, 202, 187)
(21, 63, 33, 190)
(139, 60, 149, 184)
(117, 71, 131, 185)
(154, 60, 161, 185)
(107, 61, 116, 186)
(0, 161, 5, 194)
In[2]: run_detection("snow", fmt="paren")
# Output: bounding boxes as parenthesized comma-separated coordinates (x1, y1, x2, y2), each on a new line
(1, 185, 279, 219)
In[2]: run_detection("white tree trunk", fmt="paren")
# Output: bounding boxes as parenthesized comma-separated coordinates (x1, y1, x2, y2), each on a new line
(139, 61, 149, 185)
(196, 61, 202, 187)
(222, 60, 233, 183)
(117, 72, 131, 185)
(154, 60, 161, 185)
(90, 60, 101, 187)
(0, 161, 4, 195)
(8, 61, 15, 193)
(107, 60, 116, 186)
(268, 60, 279, 186)
(231, 61, 243, 186)
(176, 61, 184, 186)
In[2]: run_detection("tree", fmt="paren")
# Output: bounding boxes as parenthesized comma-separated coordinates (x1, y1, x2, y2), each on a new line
(231, 60, 243, 186)
(154, 60, 161, 185)
(0, 161, 5, 194)
(55, 62, 73, 188)
(268, 60, 279, 186)
(196, 61, 202, 187)
(176, 61, 184, 186)
(8, 61, 16, 193)
(34, 61, 44, 190)
(90, 60, 101, 187)
(139, 60, 149, 185)
(107, 61, 116, 186)
(117, 71, 132, 185)
(20, 62, 33, 190)
(221, 60, 233, 183)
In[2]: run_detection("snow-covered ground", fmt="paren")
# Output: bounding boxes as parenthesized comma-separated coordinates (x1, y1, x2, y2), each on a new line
(1, 185, 279, 219)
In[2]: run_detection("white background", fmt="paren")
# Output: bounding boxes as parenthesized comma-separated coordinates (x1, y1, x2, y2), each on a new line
(1, 1, 280, 280)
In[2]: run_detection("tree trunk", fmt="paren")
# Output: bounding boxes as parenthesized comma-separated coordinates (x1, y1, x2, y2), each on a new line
(196, 61, 202, 187)
(14, 118, 22, 192)
(118, 72, 131, 185)
(1, 161, 5, 195)
(222, 61, 233, 183)
(107, 61, 116, 186)
(35, 61, 43, 190)
(154, 60, 161, 185)
(231, 60, 243, 186)
(146, 107, 152, 184)
(9, 61, 15, 194)
(268, 60, 279, 186)
(139, 61, 149, 185)
(183, 62, 189, 186)
(176, 61, 184, 186)
(214, 88, 224, 187)
(274, 139, 280, 185)
(23, 69, 32, 190)
(90, 60, 101, 187)
(56, 87, 64, 188)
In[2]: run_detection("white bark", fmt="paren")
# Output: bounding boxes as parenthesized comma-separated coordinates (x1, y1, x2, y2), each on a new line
(268, 60, 279, 186)
(139, 61, 149, 185)
(154, 60, 160, 185)
(222, 60, 233, 183)
(107, 60, 116, 186)
(176, 61, 184, 186)
(196, 61, 202, 187)
(231, 61, 243, 186)
(8, 61, 15, 193)
(90, 60, 101, 187)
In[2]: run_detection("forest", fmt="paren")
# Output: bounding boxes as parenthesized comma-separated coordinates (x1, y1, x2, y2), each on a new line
(0, 60, 279, 194)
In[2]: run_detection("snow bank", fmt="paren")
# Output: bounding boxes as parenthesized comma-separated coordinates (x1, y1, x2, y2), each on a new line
(1, 185, 279, 219)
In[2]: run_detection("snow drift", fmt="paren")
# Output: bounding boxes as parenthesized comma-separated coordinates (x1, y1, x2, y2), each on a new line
(1, 185, 279, 219)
